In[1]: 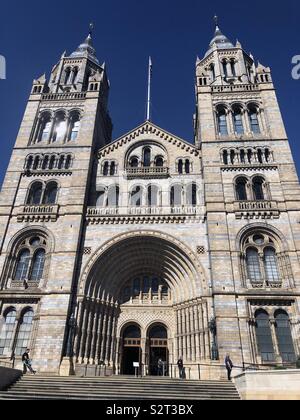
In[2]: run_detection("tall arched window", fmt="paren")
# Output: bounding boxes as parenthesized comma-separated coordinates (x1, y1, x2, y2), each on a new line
(42, 156, 49, 170)
(222, 60, 228, 77)
(33, 156, 41, 171)
(223, 150, 228, 165)
(43, 182, 58, 205)
(58, 156, 65, 170)
(72, 67, 79, 84)
(252, 177, 265, 201)
(217, 107, 228, 136)
(0, 309, 16, 355)
(186, 183, 197, 206)
(230, 59, 236, 77)
(264, 248, 280, 283)
(103, 162, 109, 176)
(65, 155, 72, 170)
(233, 107, 244, 135)
(249, 106, 261, 134)
(52, 112, 67, 143)
(69, 115, 80, 141)
(147, 185, 159, 206)
(185, 160, 191, 174)
(27, 182, 43, 205)
(246, 248, 262, 282)
(255, 311, 275, 362)
(274, 311, 296, 362)
(107, 186, 119, 207)
(15, 249, 30, 281)
(64, 67, 71, 84)
(110, 162, 116, 176)
(96, 189, 107, 207)
(143, 148, 151, 167)
(240, 149, 246, 164)
(236, 177, 248, 201)
(26, 156, 34, 170)
(30, 249, 46, 281)
(170, 185, 182, 206)
(37, 115, 52, 143)
(49, 156, 56, 170)
(15, 310, 34, 356)
(178, 160, 183, 174)
(210, 63, 216, 81)
(131, 186, 143, 207)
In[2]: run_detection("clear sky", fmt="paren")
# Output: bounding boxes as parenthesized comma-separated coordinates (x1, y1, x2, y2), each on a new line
(0, 0, 299, 186)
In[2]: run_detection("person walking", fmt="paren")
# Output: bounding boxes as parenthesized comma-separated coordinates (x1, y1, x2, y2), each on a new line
(177, 357, 184, 379)
(22, 349, 36, 375)
(225, 354, 234, 381)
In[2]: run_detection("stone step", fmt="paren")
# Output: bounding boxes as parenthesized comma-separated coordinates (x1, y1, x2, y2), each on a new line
(0, 375, 240, 400)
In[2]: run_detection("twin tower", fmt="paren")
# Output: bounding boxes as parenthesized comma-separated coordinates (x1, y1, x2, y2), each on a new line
(0, 22, 299, 378)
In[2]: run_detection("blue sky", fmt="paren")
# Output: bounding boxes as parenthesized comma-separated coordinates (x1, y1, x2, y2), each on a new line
(0, 0, 299, 186)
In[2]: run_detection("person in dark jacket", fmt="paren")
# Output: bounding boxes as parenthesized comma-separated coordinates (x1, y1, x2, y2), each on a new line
(22, 349, 36, 374)
(225, 354, 234, 380)
(177, 357, 184, 379)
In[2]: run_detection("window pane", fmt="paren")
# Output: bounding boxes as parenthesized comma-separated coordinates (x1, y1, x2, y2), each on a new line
(255, 312, 275, 362)
(28, 183, 43, 205)
(233, 111, 244, 134)
(15, 250, 30, 281)
(143, 148, 151, 167)
(131, 187, 142, 206)
(246, 248, 262, 282)
(70, 120, 80, 141)
(275, 312, 296, 362)
(0, 310, 16, 355)
(171, 186, 181, 206)
(253, 178, 264, 201)
(43, 183, 58, 205)
(264, 248, 280, 282)
(249, 111, 260, 134)
(15, 310, 34, 356)
(236, 179, 247, 201)
(218, 112, 228, 135)
(30, 249, 45, 281)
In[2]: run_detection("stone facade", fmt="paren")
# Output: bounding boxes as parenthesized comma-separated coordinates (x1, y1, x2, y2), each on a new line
(0, 24, 299, 380)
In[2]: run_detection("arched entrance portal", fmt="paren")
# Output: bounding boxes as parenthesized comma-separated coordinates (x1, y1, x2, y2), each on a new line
(121, 324, 141, 375)
(75, 232, 211, 377)
(148, 324, 168, 376)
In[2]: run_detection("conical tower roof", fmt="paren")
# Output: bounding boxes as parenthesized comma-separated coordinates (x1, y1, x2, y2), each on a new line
(205, 17, 235, 57)
(69, 29, 99, 64)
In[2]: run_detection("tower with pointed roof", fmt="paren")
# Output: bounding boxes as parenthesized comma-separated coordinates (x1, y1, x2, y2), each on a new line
(195, 18, 300, 369)
(0, 29, 112, 374)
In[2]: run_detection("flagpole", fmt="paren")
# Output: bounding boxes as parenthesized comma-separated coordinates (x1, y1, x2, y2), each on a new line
(146, 57, 152, 121)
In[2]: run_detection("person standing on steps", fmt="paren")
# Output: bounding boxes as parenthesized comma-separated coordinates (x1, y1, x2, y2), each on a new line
(177, 357, 184, 379)
(157, 358, 163, 376)
(225, 354, 234, 381)
(22, 349, 36, 375)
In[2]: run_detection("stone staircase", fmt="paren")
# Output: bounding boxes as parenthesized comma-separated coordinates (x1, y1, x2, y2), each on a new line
(0, 375, 240, 400)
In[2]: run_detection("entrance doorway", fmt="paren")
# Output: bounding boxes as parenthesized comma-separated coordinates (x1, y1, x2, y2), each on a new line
(148, 324, 168, 376)
(121, 325, 141, 375)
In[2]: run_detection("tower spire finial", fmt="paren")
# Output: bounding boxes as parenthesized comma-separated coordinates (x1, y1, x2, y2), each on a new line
(214, 15, 219, 29)
(89, 22, 94, 37)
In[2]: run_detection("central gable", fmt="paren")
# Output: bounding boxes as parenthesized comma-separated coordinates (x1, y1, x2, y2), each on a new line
(98, 121, 199, 158)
